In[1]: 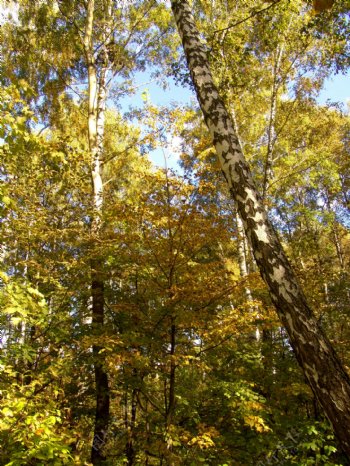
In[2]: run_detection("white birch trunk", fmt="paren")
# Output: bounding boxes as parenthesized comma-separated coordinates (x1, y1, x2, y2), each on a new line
(170, 0, 350, 457)
(84, 1, 110, 462)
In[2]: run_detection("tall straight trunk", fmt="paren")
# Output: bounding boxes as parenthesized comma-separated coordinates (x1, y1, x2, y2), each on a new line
(165, 320, 176, 466)
(262, 44, 284, 200)
(236, 211, 261, 340)
(126, 388, 137, 466)
(84, 1, 110, 463)
(170, 0, 350, 457)
(166, 321, 176, 427)
(236, 211, 252, 300)
(325, 192, 345, 270)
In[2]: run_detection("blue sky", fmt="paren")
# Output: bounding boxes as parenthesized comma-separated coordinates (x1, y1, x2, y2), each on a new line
(124, 70, 350, 111)
(318, 71, 350, 107)
(120, 70, 350, 170)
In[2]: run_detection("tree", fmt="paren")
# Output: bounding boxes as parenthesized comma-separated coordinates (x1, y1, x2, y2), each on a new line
(1, 1, 177, 461)
(170, 0, 350, 458)
(1, 0, 350, 463)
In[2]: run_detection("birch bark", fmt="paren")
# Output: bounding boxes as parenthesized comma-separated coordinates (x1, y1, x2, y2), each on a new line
(84, 1, 110, 462)
(171, 0, 350, 457)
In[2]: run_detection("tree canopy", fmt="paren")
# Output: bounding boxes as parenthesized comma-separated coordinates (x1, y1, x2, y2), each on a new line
(1, 0, 350, 464)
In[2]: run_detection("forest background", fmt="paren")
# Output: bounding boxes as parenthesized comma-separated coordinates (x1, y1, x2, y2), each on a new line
(0, 0, 350, 465)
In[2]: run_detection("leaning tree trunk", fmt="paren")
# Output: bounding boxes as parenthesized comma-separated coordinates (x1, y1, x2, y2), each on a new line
(170, 0, 350, 457)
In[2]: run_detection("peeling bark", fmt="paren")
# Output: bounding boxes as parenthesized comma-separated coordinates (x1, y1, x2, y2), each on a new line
(171, 0, 350, 457)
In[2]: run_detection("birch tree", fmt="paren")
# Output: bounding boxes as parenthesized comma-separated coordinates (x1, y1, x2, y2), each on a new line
(82, 1, 111, 462)
(170, 0, 350, 457)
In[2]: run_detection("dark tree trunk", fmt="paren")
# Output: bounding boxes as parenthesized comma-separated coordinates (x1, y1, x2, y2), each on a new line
(170, 0, 350, 457)
(91, 270, 110, 465)
(126, 388, 137, 466)
(166, 322, 176, 427)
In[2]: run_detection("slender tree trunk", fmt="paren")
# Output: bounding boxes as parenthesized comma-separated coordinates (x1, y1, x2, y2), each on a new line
(84, 1, 110, 463)
(162, 317, 176, 466)
(126, 388, 137, 466)
(164, 170, 177, 437)
(171, 0, 350, 457)
(167, 321, 176, 427)
(236, 211, 252, 299)
(262, 44, 284, 200)
(333, 224, 345, 270)
(236, 211, 261, 340)
(90, 271, 109, 464)
(325, 192, 345, 270)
